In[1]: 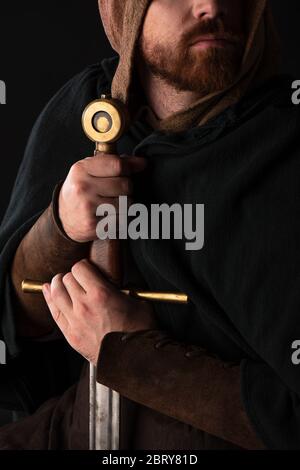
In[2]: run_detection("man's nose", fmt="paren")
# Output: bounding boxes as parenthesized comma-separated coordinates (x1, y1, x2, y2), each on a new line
(192, 0, 225, 20)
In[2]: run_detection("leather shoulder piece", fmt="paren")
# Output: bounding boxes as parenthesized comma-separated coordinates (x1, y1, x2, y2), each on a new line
(96, 329, 265, 450)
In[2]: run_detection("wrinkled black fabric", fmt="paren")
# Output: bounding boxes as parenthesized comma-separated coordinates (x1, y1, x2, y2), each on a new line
(0, 55, 299, 449)
(129, 75, 300, 450)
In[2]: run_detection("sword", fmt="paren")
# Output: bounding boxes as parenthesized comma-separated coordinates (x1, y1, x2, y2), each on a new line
(82, 95, 128, 450)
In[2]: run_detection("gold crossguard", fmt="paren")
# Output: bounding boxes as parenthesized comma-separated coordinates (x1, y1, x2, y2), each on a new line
(21, 280, 189, 304)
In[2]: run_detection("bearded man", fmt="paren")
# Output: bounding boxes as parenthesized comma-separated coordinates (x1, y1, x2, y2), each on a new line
(0, 0, 299, 450)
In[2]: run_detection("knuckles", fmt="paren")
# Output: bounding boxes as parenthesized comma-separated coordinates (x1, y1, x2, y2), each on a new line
(71, 180, 90, 197)
(74, 300, 89, 319)
(69, 161, 84, 180)
(90, 286, 108, 305)
(67, 331, 83, 349)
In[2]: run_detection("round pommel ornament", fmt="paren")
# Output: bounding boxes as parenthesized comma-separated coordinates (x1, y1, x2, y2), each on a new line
(82, 95, 128, 153)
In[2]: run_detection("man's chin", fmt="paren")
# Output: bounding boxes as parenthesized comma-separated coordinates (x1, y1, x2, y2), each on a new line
(174, 51, 240, 94)
(170, 65, 238, 95)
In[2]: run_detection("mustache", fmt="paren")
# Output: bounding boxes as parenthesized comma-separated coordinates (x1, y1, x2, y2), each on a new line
(181, 19, 244, 46)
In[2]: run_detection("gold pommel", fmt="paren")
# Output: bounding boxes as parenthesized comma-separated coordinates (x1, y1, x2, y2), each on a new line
(81, 97, 129, 152)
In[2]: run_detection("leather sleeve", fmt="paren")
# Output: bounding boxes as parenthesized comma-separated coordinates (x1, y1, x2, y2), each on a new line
(11, 183, 90, 337)
(96, 329, 265, 450)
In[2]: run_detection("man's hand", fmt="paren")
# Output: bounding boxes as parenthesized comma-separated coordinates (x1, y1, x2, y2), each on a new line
(42, 259, 157, 366)
(59, 154, 147, 243)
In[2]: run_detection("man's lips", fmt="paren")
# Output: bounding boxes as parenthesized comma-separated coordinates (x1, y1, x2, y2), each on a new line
(190, 35, 237, 49)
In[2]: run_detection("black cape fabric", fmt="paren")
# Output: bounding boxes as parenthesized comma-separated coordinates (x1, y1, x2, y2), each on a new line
(0, 56, 299, 449)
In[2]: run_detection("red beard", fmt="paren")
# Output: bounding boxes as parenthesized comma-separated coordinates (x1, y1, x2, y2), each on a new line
(140, 19, 245, 95)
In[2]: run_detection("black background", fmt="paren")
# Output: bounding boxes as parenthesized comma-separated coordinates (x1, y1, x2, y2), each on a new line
(0, 0, 299, 221)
